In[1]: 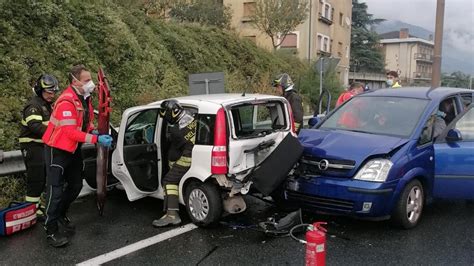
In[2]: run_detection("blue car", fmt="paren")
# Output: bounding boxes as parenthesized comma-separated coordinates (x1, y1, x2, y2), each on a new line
(285, 87, 474, 228)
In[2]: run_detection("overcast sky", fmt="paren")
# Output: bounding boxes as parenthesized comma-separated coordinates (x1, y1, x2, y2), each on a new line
(362, 0, 474, 55)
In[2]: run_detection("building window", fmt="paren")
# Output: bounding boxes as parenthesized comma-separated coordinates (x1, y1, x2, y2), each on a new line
(280, 32, 299, 49)
(324, 4, 330, 19)
(339, 12, 344, 26)
(319, 2, 333, 24)
(345, 46, 349, 58)
(243, 2, 256, 19)
(317, 34, 330, 53)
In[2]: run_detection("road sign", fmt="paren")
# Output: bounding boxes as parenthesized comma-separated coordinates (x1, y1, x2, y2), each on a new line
(188, 72, 225, 95)
(314, 57, 340, 73)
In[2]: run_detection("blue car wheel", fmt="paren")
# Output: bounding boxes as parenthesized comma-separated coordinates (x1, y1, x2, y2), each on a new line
(392, 179, 424, 229)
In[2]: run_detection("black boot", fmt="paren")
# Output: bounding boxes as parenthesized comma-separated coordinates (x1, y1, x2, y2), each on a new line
(58, 215, 75, 236)
(152, 189, 181, 228)
(45, 224, 69, 248)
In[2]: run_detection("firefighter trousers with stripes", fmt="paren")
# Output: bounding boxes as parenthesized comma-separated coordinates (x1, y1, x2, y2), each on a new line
(43, 145, 83, 232)
(161, 161, 190, 212)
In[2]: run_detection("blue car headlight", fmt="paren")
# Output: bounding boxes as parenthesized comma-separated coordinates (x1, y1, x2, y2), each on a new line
(354, 159, 393, 182)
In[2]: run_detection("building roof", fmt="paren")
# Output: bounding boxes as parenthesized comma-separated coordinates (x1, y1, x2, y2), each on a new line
(380, 37, 434, 46)
(379, 31, 418, 39)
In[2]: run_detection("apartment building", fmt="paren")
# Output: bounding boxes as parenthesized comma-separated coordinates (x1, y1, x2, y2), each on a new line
(379, 28, 434, 85)
(224, 0, 352, 85)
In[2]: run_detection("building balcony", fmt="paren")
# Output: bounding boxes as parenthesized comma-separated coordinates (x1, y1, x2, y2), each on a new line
(317, 50, 331, 57)
(413, 72, 432, 80)
(318, 13, 333, 25)
(414, 53, 433, 63)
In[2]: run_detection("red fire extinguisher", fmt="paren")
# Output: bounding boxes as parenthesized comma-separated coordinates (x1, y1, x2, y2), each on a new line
(305, 222, 327, 266)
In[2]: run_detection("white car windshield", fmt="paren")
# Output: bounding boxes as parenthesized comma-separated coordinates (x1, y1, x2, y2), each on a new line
(320, 96, 429, 138)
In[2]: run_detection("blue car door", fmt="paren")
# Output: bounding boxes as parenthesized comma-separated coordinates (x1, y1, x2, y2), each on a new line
(433, 106, 474, 199)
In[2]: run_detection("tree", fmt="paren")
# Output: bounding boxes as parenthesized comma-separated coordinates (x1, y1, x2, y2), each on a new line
(350, 0, 385, 73)
(250, 0, 309, 50)
(441, 71, 471, 88)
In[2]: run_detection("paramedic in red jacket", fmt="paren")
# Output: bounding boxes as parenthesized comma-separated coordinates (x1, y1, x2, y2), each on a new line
(42, 64, 113, 247)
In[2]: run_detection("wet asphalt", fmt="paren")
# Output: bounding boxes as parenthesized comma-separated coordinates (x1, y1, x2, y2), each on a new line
(0, 189, 473, 265)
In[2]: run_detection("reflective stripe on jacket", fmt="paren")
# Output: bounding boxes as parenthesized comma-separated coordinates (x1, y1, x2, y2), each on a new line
(19, 95, 52, 144)
(42, 86, 97, 153)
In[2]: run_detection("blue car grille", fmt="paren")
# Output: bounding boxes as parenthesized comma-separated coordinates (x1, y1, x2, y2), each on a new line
(286, 190, 354, 212)
(299, 156, 356, 177)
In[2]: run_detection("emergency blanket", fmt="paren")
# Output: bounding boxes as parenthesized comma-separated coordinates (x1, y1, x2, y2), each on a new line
(0, 202, 36, 236)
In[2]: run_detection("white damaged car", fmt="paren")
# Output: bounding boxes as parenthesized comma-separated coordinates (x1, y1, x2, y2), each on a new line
(81, 94, 303, 226)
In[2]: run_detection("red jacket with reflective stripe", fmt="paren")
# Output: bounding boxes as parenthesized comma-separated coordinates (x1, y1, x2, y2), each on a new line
(42, 86, 97, 153)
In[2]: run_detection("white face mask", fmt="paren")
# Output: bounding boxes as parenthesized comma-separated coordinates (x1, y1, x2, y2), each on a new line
(386, 79, 394, 87)
(72, 74, 95, 96)
(82, 80, 95, 94)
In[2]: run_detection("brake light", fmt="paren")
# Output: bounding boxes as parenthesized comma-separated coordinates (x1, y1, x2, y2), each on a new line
(287, 104, 296, 135)
(211, 108, 228, 174)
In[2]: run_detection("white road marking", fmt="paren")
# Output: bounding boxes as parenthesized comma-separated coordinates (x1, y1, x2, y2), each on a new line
(76, 223, 198, 266)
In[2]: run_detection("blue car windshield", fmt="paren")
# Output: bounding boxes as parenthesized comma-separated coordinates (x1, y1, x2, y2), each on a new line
(320, 96, 429, 138)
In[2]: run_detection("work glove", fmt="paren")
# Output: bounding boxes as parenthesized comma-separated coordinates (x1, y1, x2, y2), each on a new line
(98, 135, 113, 148)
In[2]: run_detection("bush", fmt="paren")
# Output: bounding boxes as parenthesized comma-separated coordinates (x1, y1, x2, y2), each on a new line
(0, 176, 26, 208)
(0, 1, 311, 204)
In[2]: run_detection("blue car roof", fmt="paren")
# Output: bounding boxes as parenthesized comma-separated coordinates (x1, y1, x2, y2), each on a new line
(362, 87, 473, 101)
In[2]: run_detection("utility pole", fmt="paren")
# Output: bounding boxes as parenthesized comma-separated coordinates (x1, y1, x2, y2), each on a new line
(308, 0, 312, 63)
(431, 0, 445, 88)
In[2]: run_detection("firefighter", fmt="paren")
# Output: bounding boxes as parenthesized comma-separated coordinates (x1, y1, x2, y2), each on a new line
(152, 99, 196, 227)
(272, 73, 304, 133)
(42, 64, 113, 247)
(19, 74, 59, 218)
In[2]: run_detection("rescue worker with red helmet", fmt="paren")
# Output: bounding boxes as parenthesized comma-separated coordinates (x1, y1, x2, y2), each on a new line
(272, 73, 304, 133)
(19, 74, 59, 219)
(152, 99, 197, 227)
(42, 64, 113, 247)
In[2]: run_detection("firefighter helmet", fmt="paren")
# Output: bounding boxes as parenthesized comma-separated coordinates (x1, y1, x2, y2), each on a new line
(272, 73, 294, 90)
(159, 99, 185, 125)
(33, 74, 59, 97)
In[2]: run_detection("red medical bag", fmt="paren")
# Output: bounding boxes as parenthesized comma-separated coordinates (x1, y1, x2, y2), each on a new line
(0, 202, 37, 236)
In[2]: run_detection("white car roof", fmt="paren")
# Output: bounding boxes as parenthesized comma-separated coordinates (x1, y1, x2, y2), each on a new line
(147, 93, 286, 113)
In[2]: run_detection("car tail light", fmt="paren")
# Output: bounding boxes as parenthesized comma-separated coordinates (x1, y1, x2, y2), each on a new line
(287, 104, 296, 135)
(211, 108, 228, 174)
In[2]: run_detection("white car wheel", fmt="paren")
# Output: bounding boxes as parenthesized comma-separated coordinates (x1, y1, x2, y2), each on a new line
(185, 182, 222, 227)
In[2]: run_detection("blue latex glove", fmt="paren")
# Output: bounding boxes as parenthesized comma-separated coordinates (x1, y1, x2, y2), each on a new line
(91, 129, 99, 135)
(98, 135, 113, 148)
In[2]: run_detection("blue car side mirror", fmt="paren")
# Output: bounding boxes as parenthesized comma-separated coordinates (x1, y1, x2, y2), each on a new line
(308, 117, 321, 127)
(446, 129, 462, 142)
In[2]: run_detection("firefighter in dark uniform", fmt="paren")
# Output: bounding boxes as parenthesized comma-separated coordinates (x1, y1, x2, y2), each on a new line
(19, 74, 59, 218)
(272, 73, 304, 133)
(152, 99, 197, 227)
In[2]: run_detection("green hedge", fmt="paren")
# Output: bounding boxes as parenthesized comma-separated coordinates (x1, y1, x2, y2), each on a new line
(0, 0, 309, 151)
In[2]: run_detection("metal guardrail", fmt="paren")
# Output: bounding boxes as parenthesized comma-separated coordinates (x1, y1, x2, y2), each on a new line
(0, 116, 315, 177)
(0, 150, 26, 177)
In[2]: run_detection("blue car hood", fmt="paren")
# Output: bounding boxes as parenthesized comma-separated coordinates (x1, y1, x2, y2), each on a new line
(298, 129, 409, 175)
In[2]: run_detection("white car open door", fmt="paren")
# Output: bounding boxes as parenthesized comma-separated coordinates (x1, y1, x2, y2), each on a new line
(111, 105, 164, 201)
